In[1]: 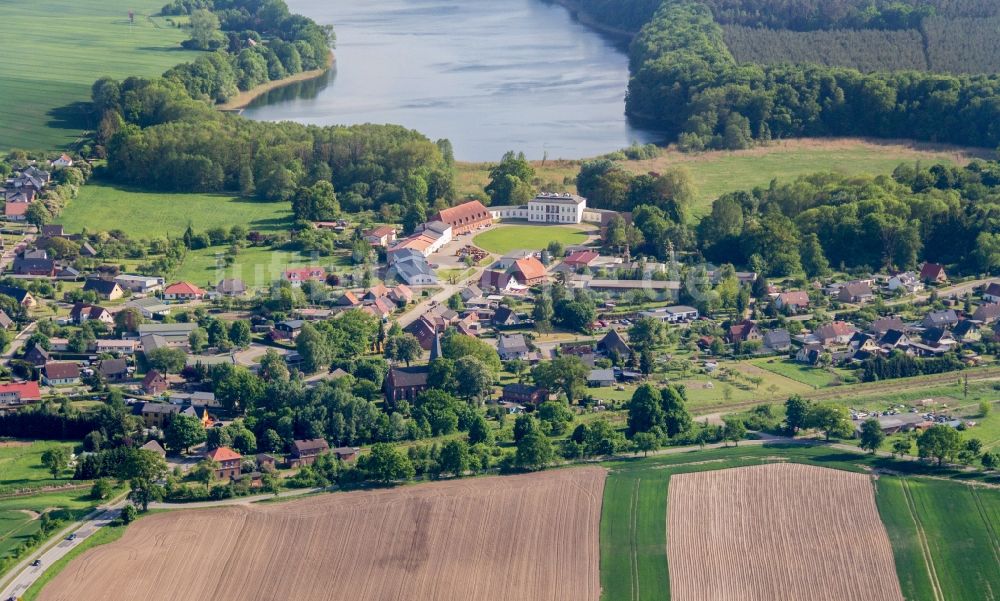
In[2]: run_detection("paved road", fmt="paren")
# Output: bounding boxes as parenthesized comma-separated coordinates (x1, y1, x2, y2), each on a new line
(2, 321, 36, 360)
(0, 503, 121, 601)
(884, 278, 991, 307)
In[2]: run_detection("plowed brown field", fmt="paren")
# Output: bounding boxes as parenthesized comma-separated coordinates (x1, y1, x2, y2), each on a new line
(667, 463, 904, 601)
(39, 468, 605, 601)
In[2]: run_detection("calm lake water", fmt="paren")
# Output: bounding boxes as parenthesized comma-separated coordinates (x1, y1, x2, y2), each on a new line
(241, 0, 660, 161)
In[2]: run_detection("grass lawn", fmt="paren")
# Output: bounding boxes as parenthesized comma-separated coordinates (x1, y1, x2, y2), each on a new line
(456, 138, 982, 219)
(748, 357, 848, 388)
(472, 224, 589, 254)
(171, 245, 313, 290)
(0, 0, 199, 151)
(0, 509, 41, 560)
(58, 182, 294, 238)
(599, 444, 1000, 601)
(0, 441, 78, 494)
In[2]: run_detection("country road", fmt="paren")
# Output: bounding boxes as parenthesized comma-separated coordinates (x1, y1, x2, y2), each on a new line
(884, 278, 992, 307)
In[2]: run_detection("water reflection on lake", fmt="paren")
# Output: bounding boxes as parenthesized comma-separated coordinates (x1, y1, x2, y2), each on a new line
(241, 0, 661, 161)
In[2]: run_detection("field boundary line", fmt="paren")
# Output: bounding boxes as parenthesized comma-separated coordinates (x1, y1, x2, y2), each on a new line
(899, 478, 944, 601)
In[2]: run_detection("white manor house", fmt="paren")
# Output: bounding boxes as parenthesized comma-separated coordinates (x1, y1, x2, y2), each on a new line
(490, 192, 614, 225)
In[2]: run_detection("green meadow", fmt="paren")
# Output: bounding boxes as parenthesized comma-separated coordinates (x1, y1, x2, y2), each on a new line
(0, 0, 199, 151)
(58, 182, 294, 239)
(472, 225, 590, 254)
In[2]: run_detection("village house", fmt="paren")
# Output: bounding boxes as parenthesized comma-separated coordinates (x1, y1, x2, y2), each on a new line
(869, 316, 906, 335)
(363, 225, 398, 247)
(561, 250, 600, 270)
(96, 339, 140, 355)
(0, 310, 15, 330)
(491, 306, 521, 327)
(727, 320, 762, 344)
(973, 302, 1000, 324)
(140, 439, 167, 458)
(837, 281, 874, 304)
(886, 272, 923, 295)
(983, 282, 1000, 303)
(509, 256, 547, 286)
(388, 249, 438, 285)
(181, 405, 212, 428)
(763, 329, 792, 352)
(501, 383, 548, 407)
(952, 320, 981, 343)
(0, 381, 41, 408)
(922, 327, 957, 349)
(128, 297, 172, 319)
(215, 278, 246, 297)
(96, 358, 131, 382)
(205, 446, 242, 480)
(335, 291, 361, 308)
(923, 309, 959, 330)
(288, 438, 330, 468)
(332, 447, 359, 462)
(23, 346, 50, 367)
(0, 285, 35, 309)
(497, 334, 530, 361)
(388, 284, 413, 305)
(163, 281, 205, 301)
(136, 402, 180, 428)
(640, 305, 699, 323)
(572, 278, 680, 300)
(50, 153, 74, 168)
(878, 329, 912, 353)
(283, 267, 326, 287)
(813, 321, 858, 346)
(70, 303, 113, 326)
(42, 362, 80, 386)
(12, 256, 56, 277)
(587, 368, 616, 387)
(598, 329, 632, 358)
(919, 262, 948, 284)
(142, 370, 169, 396)
(82, 279, 125, 301)
(775, 291, 810, 312)
(114, 274, 165, 294)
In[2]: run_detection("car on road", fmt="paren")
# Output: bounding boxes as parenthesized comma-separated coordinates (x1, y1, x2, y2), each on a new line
(67, 533, 77, 541)
(31, 559, 41, 567)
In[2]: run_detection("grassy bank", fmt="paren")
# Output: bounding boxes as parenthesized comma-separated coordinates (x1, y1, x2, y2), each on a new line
(0, 0, 198, 151)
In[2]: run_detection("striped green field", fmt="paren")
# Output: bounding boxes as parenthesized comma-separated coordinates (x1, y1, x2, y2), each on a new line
(599, 445, 1000, 601)
(878, 477, 1000, 601)
(0, 0, 198, 151)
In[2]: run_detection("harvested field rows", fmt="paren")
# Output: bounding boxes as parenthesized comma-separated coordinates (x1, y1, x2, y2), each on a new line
(667, 464, 904, 601)
(38, 468, 605, 601)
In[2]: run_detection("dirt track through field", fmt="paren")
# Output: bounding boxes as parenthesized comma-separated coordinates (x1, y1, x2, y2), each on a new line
(38, 468, 605, 601)
(667, 464, 904, 601)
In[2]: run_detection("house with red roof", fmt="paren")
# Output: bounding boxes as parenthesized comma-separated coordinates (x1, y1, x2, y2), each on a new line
(204, 446, 242, 480)
(919, 262, 948, 284)
(0, 381, 41, 408)
(163, 281, 205, 301)
(283, 267, 326, 287)
(562, 250, 600, 269)
(775, 291, 810, 312)
(363, 225, 398, 247)
(510, 257, 547, 286)
(430, 200, 492, 235)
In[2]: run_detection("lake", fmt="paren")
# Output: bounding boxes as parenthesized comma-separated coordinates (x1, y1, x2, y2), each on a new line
(240, 0, 660, 161)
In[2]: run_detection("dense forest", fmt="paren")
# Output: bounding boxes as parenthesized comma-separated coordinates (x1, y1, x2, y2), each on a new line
(87, 0, 454, 214)
(582, 155, 1000, 278)
(623, 0, 1000, 150)
(722, 25, 927, 72)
